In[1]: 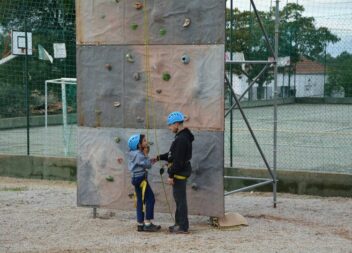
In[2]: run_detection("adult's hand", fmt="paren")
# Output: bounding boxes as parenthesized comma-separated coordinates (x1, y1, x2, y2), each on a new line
(167, 177, 174, 185)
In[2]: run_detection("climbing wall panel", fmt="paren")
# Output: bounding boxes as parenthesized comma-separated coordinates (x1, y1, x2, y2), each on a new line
(77, 127, 224, 216)
(76, 0, 225, 45)
(76, 0, 225, 217)
(77, 45, 224, 131)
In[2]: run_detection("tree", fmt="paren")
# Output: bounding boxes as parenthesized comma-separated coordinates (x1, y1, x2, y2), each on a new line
(325, 52, 352, 97)
(0, 0, 75, 33)
(226, 3, 340, 99)
(0, 0, 76, 118)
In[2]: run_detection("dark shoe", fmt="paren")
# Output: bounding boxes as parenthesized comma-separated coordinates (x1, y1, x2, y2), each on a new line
(175, 229, 189, 234)
(137, 224, 144, 232)
(143, 223, 161, 232)
(169, 226, 189, 234)
(168, 224, 178, 231)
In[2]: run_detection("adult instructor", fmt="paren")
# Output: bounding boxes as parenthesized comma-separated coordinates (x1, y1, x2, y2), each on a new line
(157, 111, 194, 234)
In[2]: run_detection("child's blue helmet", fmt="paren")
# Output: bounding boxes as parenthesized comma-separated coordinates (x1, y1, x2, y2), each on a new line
(167, 111, 185, 125)
(128, 134, 140, 151)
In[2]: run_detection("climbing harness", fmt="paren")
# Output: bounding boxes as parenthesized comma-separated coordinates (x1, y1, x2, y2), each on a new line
(134, 179, 148, 212)
(167, 162, 189, 180)
(173, 174, 187, 180)
(142, 0, 174, 222)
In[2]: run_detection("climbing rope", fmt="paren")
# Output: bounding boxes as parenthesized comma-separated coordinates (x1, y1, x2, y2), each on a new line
(142, 0, 174, 222)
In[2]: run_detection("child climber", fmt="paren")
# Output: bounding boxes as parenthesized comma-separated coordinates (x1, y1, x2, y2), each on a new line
(127, 134, 161, 232)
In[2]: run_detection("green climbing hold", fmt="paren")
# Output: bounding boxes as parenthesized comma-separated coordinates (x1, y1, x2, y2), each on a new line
(159, 28, 167, 36)
(162, 72, 171, 81)
(126, 53, 134, 63)
(115, 137, 121, 143)
(131, 23, 138, 30)
(106, 176, 114, 182)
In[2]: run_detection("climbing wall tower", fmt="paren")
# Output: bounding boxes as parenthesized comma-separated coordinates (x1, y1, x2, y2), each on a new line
(76, 0, 225, 217)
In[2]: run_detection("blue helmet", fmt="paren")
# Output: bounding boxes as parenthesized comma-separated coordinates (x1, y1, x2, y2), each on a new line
(167, 111, 185, 125)
(128, 134, 140, 151)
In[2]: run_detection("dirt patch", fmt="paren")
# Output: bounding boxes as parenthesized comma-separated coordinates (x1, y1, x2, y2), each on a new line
(0, 177, 352, 253)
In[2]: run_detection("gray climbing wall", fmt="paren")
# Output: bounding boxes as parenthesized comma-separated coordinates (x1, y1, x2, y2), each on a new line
(76, 0, 225, 217)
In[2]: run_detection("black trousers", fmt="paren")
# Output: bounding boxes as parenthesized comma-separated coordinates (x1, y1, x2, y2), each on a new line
(173, 179, 189, 231)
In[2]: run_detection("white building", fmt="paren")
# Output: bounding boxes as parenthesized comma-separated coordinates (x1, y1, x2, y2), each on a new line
(229, 57, 327, 100)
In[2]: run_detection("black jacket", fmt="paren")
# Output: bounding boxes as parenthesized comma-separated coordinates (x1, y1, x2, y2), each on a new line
(159, 128, 194, 179)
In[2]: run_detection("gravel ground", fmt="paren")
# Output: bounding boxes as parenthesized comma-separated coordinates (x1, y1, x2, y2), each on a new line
(0, 177, 351, 253)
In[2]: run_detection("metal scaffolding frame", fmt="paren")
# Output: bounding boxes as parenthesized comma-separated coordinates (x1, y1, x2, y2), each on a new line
(225, 0, 279, 207)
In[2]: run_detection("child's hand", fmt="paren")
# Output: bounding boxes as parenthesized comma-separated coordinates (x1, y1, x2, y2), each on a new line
(150, 158, 157, 164)
(143, 145, 150, 156)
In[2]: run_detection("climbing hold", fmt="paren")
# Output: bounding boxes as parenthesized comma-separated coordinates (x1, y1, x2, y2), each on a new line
(117, 158, 123, 164)
(191, 183, 198, 190)
(128, 193, 134, 199)
(148, 141, 154, 146)
(135, 2, 143, 10)
(136, 116, 144, 123)
(130, 23, 138, 30)
(95, 109, 102, 115)
(156, 89, 162, 94)
(105, 64, 112, 71)
(106, 176, 114, 182)
(159, 28, 167, 36)
(113, 101, 121, 107)
(183, 18, 191, 28)
(162, 72, 171, 81)
(115, 137, 121, 143)
(115, 0, 119, 3)
(101, 15, 106, 19)
(159, 167, 165, 175)
(133, 72, 141, 81)
(126, 53, 134, 63)
(181, 54, 190, 64)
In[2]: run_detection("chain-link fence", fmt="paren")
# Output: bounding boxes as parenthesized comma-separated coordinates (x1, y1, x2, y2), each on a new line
(0, 1, 351, 174)
(225, 0, 352, 174)
(0, 0, 76, 157)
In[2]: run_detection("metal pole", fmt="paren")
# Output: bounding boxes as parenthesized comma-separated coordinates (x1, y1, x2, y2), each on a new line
(273, 0, 280, 208)
(45, 81, 48, 156)
(250, 0, 276, 60)
(229, 0, 234, 167)
(225, 75, 274, 180)
(45, 81, 48, 128)
(61, 80, 68, 156)
(225, 180, 273, 195)
(24, 3, 30, 155)
(323, 43, 327, 95)
(225, 64, 269, 117)
(226, 60, 272, 64)
(225, 176, 272, 181)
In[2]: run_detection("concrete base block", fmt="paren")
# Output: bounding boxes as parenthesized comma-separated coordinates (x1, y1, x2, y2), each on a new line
(0, 155, 76, 181)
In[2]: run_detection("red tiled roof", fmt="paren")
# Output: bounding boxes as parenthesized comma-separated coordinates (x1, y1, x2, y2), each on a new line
(295, 57, 325, 74)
